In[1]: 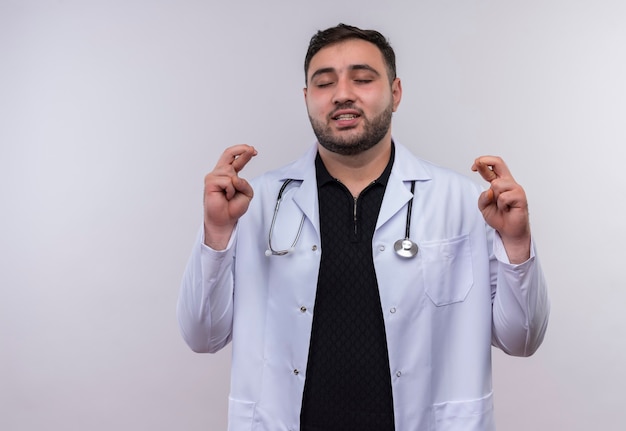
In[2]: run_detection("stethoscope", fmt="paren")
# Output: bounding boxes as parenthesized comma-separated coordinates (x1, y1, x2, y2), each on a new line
(393, 180, 418, 258)
(265, 179, 305, 256)
(266, 179, 418, 258)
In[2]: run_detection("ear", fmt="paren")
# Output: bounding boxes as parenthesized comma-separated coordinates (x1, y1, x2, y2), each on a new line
(391, 78, 402, 112)
(303, 86, 308, 103)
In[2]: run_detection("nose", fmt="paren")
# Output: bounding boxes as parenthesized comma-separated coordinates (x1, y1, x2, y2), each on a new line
(332, 77, 355, 105)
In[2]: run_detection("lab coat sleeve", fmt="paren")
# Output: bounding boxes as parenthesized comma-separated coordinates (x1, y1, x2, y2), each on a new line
(490, 231, 550, 357)
(177, 227, 236, 353)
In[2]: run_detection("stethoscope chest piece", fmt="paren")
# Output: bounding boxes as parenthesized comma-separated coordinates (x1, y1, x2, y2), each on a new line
(393, 180, 418, 259)
(394, 238, 418, 258)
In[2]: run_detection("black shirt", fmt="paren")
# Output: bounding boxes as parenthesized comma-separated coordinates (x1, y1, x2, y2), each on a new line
(300, 146, 396, 431)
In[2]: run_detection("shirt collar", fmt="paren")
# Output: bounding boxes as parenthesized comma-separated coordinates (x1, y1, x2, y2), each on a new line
(315, 142, 396, 188)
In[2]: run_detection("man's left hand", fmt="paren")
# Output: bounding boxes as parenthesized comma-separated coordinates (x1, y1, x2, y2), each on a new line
(472, 155, 531, 264)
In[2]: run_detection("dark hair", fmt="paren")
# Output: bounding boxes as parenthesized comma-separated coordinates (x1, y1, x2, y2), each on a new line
(304, 23, 397, 84)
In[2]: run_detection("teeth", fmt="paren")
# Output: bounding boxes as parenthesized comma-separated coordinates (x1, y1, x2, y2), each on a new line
(335, 114, 357, 120)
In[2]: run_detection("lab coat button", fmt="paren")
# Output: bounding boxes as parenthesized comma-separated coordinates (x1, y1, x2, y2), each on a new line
(379, 245, 385, 252)
(396, 371, 402, 377)
(311, 245, 318, 251)
(293, 369, 300, 375)
(300, 306, 307, 313)
(390, 307, 396, 314)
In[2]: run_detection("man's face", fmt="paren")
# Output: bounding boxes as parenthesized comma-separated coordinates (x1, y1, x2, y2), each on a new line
(304, 39, 402, 156)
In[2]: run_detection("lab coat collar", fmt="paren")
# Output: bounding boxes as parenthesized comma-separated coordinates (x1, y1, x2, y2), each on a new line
(270, 139, 434, 233)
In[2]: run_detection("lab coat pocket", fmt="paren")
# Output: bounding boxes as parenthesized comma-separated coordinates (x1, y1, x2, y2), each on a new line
(227, 397, 256, 431)
(421, 234, 473, 306)
(433, 392, 495, 431)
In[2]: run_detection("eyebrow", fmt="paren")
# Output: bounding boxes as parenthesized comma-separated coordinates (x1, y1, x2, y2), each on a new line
(309, 64, 381, 82)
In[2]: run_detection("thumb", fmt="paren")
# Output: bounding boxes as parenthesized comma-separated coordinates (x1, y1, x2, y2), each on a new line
(233, 176, 254, 200)
(477, 188, 494, 211)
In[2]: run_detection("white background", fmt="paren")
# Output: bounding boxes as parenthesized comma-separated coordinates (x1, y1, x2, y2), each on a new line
(1, 0, 625, 430)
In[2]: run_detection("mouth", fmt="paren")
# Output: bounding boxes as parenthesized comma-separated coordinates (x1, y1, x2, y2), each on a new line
(332, 113, 359, 120)
(330, 109, 362, 128)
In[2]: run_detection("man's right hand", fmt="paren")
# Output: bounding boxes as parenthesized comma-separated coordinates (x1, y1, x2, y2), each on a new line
(203, 145, 257, 249)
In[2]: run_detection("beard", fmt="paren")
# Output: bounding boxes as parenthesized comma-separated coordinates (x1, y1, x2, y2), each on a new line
(309, 102, 393, 156)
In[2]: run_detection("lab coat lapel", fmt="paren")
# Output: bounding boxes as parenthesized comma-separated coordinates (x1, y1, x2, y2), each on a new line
(376, 142, 433, 229)
(277, 145, 320, 237)
(292, 170, 320, 237)
(376, 172, 414, 229)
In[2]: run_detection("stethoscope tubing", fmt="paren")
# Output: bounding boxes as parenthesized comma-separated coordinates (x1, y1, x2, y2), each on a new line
(266, 179, 305, 256)
(266, 179, 417, 258)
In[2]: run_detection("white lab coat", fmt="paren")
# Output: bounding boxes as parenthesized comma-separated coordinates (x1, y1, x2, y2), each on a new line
(178, 141, 550, 431)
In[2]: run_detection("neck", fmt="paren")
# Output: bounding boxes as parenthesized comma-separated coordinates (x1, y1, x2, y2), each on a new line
(318, 139, 392, 197)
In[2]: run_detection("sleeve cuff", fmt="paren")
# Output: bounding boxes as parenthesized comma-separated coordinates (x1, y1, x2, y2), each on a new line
(492, 231, 536, 268)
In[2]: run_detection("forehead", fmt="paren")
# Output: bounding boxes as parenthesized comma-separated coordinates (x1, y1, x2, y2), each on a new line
(307, 39, 387, 79)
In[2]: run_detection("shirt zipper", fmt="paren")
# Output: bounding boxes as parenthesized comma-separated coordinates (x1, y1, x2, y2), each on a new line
(353, 196, 358, 238)
(350, 180, 377, 241)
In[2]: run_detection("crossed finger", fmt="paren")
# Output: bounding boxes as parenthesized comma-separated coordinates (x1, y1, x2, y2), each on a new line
(215, 144, 258, 173)
(471, 155, 513, 183)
